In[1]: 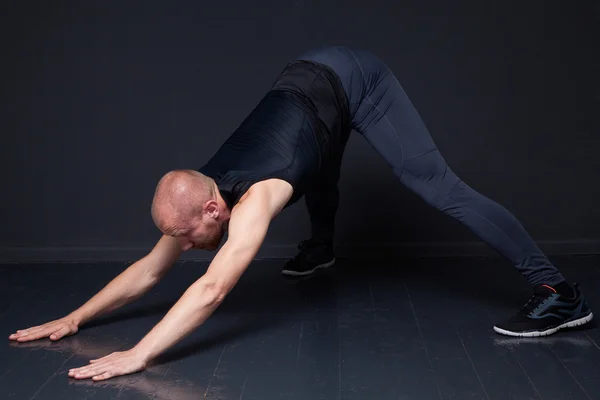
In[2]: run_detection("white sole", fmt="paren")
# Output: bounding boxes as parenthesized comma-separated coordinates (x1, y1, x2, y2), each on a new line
(281, 258, 336, 276)
(493, 312, 594, 337)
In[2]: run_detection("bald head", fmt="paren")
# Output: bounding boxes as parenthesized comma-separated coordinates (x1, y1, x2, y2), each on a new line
(151, 169, 216, 235)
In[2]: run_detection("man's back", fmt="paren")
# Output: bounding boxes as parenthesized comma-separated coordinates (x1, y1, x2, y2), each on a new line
(199, 60, 350, 210)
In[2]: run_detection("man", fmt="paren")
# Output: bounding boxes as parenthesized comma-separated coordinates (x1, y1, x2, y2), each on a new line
(9, 46, 593, 381)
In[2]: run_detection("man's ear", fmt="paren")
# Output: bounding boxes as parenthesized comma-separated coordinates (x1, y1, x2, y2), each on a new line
(204, 200, 220, 218)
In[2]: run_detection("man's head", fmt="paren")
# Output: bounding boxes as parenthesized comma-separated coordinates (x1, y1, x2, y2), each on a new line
(151, 169, 229, 251)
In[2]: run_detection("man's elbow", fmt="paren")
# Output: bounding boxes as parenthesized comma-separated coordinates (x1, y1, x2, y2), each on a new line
(196, 279, 228, 308)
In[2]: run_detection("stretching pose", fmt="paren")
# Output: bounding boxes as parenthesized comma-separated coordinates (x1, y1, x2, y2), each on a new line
(9, 46, 593, 381)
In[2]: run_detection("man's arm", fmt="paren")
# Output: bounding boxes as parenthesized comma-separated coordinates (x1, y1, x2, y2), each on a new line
(67, 180, 292, 380)
(9, 235, 182, 342)
(69, 235, 183, 326)
(132, 182, 290, 361)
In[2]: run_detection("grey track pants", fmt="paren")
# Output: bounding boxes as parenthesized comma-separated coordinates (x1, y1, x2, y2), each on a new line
(297, 45, 564, 287)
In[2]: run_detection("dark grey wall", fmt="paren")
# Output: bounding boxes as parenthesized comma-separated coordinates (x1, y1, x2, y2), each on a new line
(1, 1, 598, 262)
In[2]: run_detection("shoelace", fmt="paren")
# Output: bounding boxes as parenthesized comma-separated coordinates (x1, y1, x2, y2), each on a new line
(289, 240, 312, 261)
(298, 240, 310, 251)
(520, 289, 552, 316)
(291, 239, 325, 262)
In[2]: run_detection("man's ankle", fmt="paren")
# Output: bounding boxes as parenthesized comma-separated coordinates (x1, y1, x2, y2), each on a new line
(551, 281, 575, 298)
(310, 238, 333, 248)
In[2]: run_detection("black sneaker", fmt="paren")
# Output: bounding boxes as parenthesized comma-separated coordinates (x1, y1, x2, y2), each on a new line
(493, 283, 594, 337)
(282, 239, 336, 277)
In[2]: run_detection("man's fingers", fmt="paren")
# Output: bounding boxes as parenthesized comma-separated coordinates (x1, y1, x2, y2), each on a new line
(10, 325, 48, 339)
(49, 325, 71, 341)
(13, 324, 44, 335)
(16, 332, 45, 342)
(68, 351, 144, 381)
(69, 366, 94, 378)
(10, 321, 76, 342)
(95, 352, 122, 363)
(17, 326, 39, 333)
(70, 362, 111, 379)
(71, 369, 100, 379)
(70, 358, 112, 375)
(15, 325, 59, 342)
(9, 328, 34, 339)
(92, 372, 112, 381)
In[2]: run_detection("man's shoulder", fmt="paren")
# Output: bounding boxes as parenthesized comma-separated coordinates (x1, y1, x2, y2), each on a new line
(245, 178, 293, 198)
(236, 178, 294, 210)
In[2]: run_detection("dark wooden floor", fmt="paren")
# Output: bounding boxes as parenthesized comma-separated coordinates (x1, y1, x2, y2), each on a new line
(1, 255, 599, 399)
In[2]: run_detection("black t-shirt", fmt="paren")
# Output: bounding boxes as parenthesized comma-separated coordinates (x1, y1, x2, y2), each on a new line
(198, 60, 350, 209)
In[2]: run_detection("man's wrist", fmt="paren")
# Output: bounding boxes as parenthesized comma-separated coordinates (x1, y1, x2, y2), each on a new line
(67, 310, 86, 327)
(132, 341, 156, 365)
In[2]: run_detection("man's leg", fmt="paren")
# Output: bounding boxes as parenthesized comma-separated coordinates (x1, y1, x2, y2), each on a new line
(281, 171, 338, 277)
(345, 48, 593, 336)
(305, 169, 340, 246)
(282, 139, 349, 277)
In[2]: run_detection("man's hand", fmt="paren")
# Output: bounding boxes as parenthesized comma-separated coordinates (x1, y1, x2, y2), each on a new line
(8, 315, 79, 342)
(68, 348, 148, 381)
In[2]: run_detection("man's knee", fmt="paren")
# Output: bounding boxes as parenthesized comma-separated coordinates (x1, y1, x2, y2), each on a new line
(404, 151, 458, 188)
(401, 151, 462, 209)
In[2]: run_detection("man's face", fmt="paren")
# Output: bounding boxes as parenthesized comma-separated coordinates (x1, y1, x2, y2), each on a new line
(176, 215, 226, 251)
